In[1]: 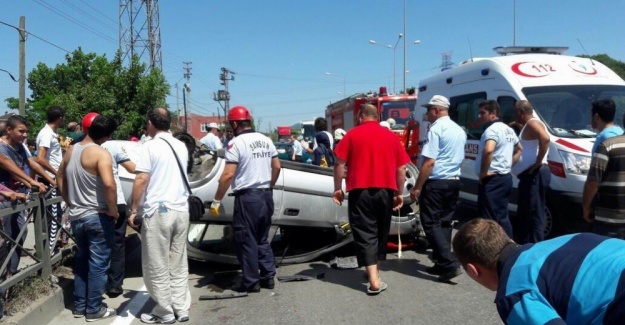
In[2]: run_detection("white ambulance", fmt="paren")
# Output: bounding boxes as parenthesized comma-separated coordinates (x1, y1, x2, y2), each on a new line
(414, 46, 625, 236)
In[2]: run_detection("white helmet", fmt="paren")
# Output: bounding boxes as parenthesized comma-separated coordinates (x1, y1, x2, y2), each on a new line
(386, 118, 396, 127)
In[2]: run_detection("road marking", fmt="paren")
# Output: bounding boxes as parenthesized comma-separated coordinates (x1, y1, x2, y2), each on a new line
(111, 285, 150, 325)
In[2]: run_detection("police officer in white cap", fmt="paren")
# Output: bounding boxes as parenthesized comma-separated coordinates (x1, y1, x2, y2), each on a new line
(200, 122, 223, 151)
(410, 95, 466, 282)
(210, 106, 281, 292)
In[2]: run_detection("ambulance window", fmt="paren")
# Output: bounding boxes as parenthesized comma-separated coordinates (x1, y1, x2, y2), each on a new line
(497, 96, 517, 124)
(450, 92, 486, 139)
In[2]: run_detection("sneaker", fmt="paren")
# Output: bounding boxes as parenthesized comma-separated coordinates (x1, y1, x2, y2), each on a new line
(425, 264, 446, 275)
(140, 313, 175, 324)
(231, 282, 260, 293)
(177, 314, 190, 322)
(260, 278, 275, 289)
(72, 309, 85, 318)
(106, 287, 124, 298)
(85, 307, 116, 322)
(438, 267, 462, 283)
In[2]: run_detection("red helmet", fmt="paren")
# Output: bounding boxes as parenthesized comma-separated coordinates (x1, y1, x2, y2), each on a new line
(228, 106, 252, 121)
(82, 112, 99, 134)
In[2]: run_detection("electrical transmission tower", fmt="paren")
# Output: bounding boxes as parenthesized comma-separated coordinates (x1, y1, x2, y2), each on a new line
(119, 0, 162, 71)
(441, 51, 454, 71)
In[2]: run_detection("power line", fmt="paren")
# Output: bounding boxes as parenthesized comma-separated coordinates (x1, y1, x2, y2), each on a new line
(78, 0, 117, 24)
(0, 20, 70, 53)
(32, 0, 117, 45)
(256, 110, 321, 119)
(60, 0, 117, 34)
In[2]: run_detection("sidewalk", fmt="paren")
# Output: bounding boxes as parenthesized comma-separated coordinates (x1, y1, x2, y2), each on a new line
(3, 223, 142, 325)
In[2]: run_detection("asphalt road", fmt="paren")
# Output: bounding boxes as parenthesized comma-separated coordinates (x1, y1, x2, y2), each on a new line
(45, 243, 502, 325)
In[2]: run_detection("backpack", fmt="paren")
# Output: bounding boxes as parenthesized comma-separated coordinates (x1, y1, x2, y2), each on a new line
(318, 145, 334, 168)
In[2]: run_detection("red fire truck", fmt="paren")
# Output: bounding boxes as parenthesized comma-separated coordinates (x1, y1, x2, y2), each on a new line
(277, 126, 292, 143)
(325, 86, 420, 162)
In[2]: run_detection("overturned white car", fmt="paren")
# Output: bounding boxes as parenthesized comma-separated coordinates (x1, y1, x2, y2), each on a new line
(116, 134, 422, 264)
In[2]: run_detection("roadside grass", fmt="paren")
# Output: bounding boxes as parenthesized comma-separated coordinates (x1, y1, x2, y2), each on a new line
(3, 250, 75, 316)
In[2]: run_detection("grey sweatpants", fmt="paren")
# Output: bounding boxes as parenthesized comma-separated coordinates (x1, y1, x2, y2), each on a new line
(141, 209, 192, 319)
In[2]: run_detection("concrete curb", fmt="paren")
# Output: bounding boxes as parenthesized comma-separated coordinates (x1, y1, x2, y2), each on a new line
(4, 278, 71, 325)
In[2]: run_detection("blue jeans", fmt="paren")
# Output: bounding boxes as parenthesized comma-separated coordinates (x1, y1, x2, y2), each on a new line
(71, 213, 114, 315)
(2, 202, 27, 275)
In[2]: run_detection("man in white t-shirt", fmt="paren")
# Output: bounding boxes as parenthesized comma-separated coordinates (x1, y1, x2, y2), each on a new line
(211, 106, 281, 293)
(36, 106, 65, 178)
(200, 122, 223, 151)
(129, 108, 191, 324)
(290, 134, 304, 162)
(36, 105, 65, 253)
(101, 139, 136, 297)
(475, 100, 522, 238)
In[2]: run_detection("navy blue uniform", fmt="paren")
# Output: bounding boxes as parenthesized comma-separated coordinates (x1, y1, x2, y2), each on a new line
(225, 130, 278, 290)
(497, 233, 625, 324)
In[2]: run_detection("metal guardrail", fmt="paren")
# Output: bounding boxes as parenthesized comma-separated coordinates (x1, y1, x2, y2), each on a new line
(0, 190, 73, 291)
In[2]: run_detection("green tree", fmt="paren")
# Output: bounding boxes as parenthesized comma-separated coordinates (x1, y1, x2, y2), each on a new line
(577, 54, 625, 81)
(22, 48, 169, 139)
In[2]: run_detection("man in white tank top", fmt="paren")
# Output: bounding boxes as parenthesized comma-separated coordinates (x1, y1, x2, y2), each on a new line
(511, 100, 551, 243)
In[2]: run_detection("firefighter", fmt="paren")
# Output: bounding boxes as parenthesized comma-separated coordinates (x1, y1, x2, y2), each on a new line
(210, 106, 281, 292)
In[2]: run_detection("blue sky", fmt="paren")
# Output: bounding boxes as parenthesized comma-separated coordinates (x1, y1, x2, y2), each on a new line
(1, 0, 624, 133)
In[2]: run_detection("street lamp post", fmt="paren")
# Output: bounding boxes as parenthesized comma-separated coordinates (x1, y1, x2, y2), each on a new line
(325, 72, 345, 97)
(369, 34, 402, 94)
(370, 37, 421, 94)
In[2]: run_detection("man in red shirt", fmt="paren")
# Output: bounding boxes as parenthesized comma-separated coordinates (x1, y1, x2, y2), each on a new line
(333, 103, 409, 295)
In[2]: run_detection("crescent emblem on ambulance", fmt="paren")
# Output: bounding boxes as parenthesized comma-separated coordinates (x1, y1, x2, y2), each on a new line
(569, 61, 598, 75)
(511, 62, 549, 78)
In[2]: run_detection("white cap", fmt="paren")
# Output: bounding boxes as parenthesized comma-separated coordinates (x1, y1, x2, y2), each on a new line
(422, 95, 450, 109)
(380, 121, 391, 130)
(386, 118, 396, 127)
(208, 122, 219, 129)
(334, 128, 346, 140)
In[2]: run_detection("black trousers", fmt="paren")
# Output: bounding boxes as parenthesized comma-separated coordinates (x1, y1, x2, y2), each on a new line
(107, 204, 127, 290)
(477, 173, 513, 238)
(516, 165, 551, 244)
(593, 221, 625, 239)
(348, 188, 393, 267)
(292, 155, 304, 163)
(233, 189, 275, 289)
(419, 179, 460, 271)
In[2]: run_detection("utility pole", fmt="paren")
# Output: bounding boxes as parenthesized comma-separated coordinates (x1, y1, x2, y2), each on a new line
(19, 16, 25, 116)
(182, 62, 192, 131)
(175, 83, 179, 117)
(213, 67, 235, 122)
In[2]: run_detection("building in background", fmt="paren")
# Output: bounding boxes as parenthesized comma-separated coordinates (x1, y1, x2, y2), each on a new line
(178, 113, 226, 139)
